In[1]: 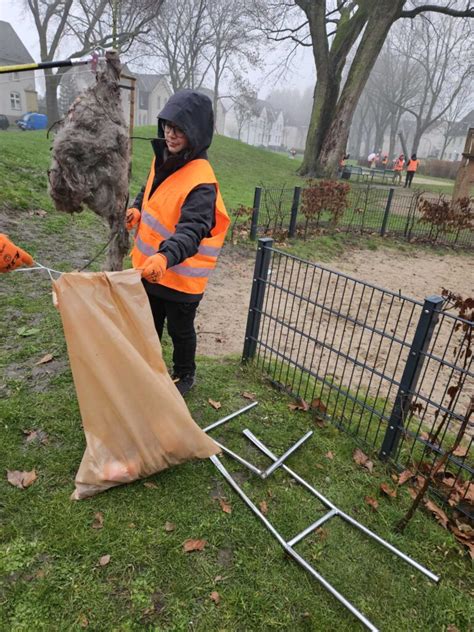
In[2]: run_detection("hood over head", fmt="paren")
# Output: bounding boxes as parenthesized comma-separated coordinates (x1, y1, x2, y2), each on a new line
(157, 90, 214, 158)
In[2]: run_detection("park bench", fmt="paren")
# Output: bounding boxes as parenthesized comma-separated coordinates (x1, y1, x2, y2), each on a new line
(342, 165, 397, 185)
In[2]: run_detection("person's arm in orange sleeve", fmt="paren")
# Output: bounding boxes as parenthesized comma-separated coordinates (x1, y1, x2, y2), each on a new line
(0, 234, 34, 273)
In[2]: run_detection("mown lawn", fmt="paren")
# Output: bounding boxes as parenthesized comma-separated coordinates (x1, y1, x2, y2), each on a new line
(1, 129, 473, 631)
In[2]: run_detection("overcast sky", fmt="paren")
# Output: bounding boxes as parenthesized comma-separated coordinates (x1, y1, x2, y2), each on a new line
(0, 0, 316, 98)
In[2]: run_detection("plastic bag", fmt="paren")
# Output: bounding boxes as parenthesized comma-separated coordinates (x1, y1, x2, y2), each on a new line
(53, 269, 219, 499)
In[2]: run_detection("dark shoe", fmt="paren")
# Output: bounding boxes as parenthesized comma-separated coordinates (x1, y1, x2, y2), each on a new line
(172, 373, 196, 396)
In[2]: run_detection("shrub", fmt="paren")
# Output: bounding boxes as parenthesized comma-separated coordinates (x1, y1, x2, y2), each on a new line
(301, 179, 350, 237)
(417, 160, 461, 180)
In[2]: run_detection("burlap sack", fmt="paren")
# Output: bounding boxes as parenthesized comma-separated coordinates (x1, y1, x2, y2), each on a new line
(53, 269, 219, 499)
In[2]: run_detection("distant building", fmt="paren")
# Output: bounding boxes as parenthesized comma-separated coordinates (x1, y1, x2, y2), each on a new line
(0, 21, 38, 122)
(224, 99, 285, 149)
(132, 73, 173, 127)
(194, 86, 227, 135)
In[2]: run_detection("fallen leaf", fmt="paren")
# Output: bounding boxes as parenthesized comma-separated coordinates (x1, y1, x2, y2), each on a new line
(215, 337, 223, 343)
(407, 487, 418, 500)
(7, 469, 37, 489)
(183, 539, 207, 552)
(398, 470, 413, 486)
(380, 483, 397, 498)
(164, 521, 176, 532)
(315, 463, 324, 470)
(92, 512, 104, 530)
(219, 498, 232, 514)
(143, 481, 158, 489)
(310, 398, 327, 414)
(99, 554, 111, 566)
(452, 445, 469, 459)
(23, 429, 48, 445)
(352, 448, 374, 473)
(424, 499, 448, 529)
(449, 525, 474, 559)
(78, 613, 89, 628)
(314, 419, 326, 428)
(325, 451, 334, 460)
(447, 626, 460, 632)
(35, 353, 54, 365)
(365, 496, 379, 510)
(208, 399, 222, 410)
(242, 392, 256, 401)
(210, 591, 220, 605)
(259, 500, 268, 515)
(214, 575, 223, 582)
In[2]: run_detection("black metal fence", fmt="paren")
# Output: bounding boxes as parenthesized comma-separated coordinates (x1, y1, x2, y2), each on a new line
(243, 238, 473, 515)
(249, 184, 473, 249)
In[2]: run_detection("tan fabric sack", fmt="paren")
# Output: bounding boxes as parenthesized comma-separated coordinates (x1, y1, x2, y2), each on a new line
(53, 269, 219, 500)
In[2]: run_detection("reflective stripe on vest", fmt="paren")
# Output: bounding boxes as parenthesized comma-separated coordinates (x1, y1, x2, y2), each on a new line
(130, 158, 230, 295)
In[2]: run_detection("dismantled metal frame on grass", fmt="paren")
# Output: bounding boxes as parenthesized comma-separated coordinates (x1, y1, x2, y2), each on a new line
(206, 403, 439, 632)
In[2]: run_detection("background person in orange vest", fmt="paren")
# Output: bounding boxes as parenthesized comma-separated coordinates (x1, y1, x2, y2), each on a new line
(404, 153, 420, 188)
(125, 90, 230, 396)
(0, 234, 33, 272)
(392, 154, 404, 185)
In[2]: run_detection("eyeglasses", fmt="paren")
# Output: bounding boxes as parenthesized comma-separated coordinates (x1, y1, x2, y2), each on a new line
(163, 121, 186, 138)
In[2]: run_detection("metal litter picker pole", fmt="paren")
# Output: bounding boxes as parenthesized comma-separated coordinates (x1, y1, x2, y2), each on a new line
(261, 430, 313, 479)
(210, 455, 379, 632)
(203, 401, 258, 433)
(243, 429, 439, 584)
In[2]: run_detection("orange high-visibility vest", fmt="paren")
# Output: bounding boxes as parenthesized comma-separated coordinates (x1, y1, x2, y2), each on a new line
(407, 159, 419, 172)
(394, 158, 403, 171)
(131, 158, 230, 295)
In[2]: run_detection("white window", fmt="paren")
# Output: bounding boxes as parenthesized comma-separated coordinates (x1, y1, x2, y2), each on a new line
(12, 72, 20, 81)
(10, 91, 21, 110)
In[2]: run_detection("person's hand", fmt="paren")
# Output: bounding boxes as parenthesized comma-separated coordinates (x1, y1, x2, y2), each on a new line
(141, 253, 168, 284)
(0, 233, 34, 273)
(125, 207, 141, 231)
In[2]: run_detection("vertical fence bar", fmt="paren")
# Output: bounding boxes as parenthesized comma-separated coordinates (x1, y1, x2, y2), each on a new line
(250, 187, 262, 241)
(380, 187, 394, 237)
(380, 295, 445, 460)
(242, 238, 274, 362)
(288, 186, 301, 238)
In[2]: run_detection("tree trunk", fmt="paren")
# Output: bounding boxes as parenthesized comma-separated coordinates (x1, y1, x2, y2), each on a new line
(411, 124, 423, 155)
(306, 0, 405, 177)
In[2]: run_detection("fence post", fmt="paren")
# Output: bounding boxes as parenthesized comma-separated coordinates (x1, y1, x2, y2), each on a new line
(379, 295, 444, 461)
(250, 187, 262, 241)
(288, 186, 301, 238)
(380, 187, 394, 236)
(242, 237, 273, 362)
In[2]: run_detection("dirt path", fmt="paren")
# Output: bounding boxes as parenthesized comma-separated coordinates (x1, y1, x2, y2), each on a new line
(196, 246, 473, 358)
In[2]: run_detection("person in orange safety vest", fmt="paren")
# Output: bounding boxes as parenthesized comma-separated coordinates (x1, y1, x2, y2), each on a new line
(392, 154, 404, 185)
(126, 90, 230, 396)
(404, 153, 420, 188)
(0, 234, 33, 273)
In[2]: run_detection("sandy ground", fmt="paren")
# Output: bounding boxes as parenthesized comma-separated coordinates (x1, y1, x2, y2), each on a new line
(197, 245, 473, 358)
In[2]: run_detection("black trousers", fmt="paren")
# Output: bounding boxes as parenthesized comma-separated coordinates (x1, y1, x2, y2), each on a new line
(147, 294, 199, 377)
(405, 171, 415, 187)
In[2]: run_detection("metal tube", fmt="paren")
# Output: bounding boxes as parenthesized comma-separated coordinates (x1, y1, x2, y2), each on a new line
(243, 429, 439, 584)
(287, 508, 338, 547)
(261, 430, 313, 478)
(212, 441, 262, 477)
(203, 401, 258, 433)
(210, 455, 379, 632)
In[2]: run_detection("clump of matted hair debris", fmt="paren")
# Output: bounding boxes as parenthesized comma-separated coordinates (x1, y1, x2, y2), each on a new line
(48, 50, 130, 270)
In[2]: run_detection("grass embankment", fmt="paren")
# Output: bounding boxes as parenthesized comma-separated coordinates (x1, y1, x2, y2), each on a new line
(1, 129, 473, 631)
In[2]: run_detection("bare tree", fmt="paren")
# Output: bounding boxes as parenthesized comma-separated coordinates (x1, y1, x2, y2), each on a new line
(255, 1, 474, 177)
(232, 78, 259, 141)
(391, 14, 473, 155)
(438, 84, 472, 159)
(25, 0, 161, 122)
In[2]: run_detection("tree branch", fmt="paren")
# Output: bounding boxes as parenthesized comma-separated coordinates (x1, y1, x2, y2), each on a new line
(401, 4, 474, 19)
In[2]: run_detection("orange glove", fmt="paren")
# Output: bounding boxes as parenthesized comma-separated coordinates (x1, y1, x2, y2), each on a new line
(141, 253, 168, 284)
(0, 233, 34, 273)
(125, 207, 141, 231)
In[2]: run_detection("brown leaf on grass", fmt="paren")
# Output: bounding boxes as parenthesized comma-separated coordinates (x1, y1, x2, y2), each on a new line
(380, 483, 397, 498)
(242, 392, 256, 401)
(452, 445, 469, 458)
(259, 500, 268, 515)
(314, 419, 326, 429)
(35, 353, 54, 365)
(407, 487, 418, 500)
(315, 463, 324, 470)
(210, 591, 220, 605)
(450, 525, 474, 559)
(219, 498, 232, 514)
(352, 448, 374, 473)
(325, 451, 334, 460)
(91, 512, 104, 530)
(423, 499, 448, 529)
(398, 470, 413, 486)
(310, 398, 327, 414)
(7, 469, 37, 489)
(183, 539, 207, 552)
(164, 521, 176, 532)
(99, 554, 111, 566)
(208, 399, 222, 410)
(288, 398, 309, 412)
(78, 613, 89, 628)
(365, 496, 379, 510)
(462, 481, 474, 503)
(143, 481, 158, 489)
(23, 429, 49, 445)
(447, 626, 460, 632)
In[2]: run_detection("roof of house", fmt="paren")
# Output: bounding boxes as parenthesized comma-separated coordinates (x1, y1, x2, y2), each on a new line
(451, 109, 474, 137)
(254, 99, 283, 123)
(134, 73, 168, 93)
(0, 21, 35, 64)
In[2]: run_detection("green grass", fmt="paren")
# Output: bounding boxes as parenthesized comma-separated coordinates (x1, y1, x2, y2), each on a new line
(1, 129, 473, 631)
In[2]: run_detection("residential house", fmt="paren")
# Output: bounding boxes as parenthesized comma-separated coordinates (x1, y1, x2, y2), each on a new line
(0, 21, 38, 123)
(193, 86, 226, 135)
(132, 73, 172, 127)
(224, 99, 285, 149)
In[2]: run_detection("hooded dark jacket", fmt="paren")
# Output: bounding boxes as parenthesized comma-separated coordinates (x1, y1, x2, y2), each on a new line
(133, 90, 218, 302)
